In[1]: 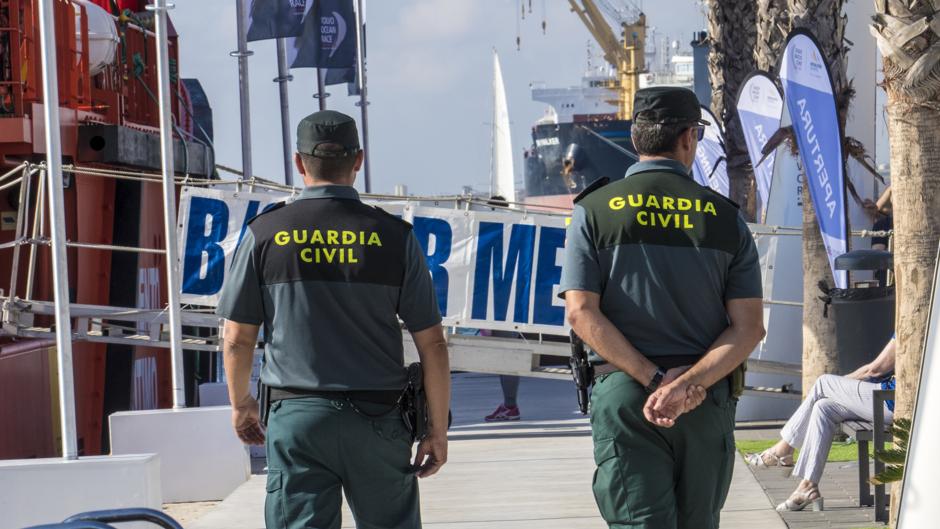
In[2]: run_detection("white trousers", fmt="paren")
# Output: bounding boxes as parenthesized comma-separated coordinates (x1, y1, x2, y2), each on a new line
(780, 374, 893, 484)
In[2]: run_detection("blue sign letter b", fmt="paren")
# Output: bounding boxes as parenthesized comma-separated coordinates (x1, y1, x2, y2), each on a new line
(182, 197, 229, 296)
(413, 216, 452, 316)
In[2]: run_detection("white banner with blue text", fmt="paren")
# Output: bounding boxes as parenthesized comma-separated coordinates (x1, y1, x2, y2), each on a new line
(177, 187, 570, 335)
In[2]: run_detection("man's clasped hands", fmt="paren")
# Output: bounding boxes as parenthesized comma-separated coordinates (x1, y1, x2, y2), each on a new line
(642, 366, 708, 428)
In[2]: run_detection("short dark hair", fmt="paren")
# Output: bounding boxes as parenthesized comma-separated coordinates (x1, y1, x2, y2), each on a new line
(630, 113, 692, 156)
(298, 143, 358, 182)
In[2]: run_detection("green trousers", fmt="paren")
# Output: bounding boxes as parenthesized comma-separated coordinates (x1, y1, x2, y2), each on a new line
(590, 372, 737, 529)
(265, 396, 420, 529)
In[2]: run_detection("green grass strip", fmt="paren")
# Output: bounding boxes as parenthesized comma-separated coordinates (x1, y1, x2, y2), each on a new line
(735, 439, 871, 463)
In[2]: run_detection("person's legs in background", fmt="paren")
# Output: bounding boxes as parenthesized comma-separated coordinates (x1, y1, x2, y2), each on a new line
(746, 374, 889, 511)
(485, 375, 522, 421)
(501, 375, 520, 407)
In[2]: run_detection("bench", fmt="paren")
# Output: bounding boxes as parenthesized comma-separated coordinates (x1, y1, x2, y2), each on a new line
(841, 389, 895, 523)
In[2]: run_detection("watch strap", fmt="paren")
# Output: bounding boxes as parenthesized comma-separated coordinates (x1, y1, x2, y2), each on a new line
(645, 367, 666, 393)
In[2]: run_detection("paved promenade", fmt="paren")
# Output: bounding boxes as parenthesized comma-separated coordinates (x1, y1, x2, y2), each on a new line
(185, 374, 786, 529)
(748, 458, 885, 528)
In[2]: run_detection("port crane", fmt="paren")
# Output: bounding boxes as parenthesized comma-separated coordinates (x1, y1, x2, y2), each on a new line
(566, 0, 647, 119)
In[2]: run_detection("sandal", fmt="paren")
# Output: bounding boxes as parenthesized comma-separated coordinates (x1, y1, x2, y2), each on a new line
(776, 490, 824, 511)
(745, 449, 794, 467)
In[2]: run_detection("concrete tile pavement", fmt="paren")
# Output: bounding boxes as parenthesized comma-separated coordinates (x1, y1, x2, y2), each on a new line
(746, 459, 886, 529)
(184, 374, 786, 528)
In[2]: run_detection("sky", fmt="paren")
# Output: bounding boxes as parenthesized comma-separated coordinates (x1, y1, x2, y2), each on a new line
(172, 0, 707, 195)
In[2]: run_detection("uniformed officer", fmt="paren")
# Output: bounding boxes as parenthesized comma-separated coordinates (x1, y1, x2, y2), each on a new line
(559, 87, 765, 529)
(218, 110, 451, 529)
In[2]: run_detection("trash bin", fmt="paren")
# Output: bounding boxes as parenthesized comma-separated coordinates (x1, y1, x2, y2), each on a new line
(821, 250, 895, 374)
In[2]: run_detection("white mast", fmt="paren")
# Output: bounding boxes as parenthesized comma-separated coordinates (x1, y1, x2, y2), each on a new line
(491, 49, 515, 202)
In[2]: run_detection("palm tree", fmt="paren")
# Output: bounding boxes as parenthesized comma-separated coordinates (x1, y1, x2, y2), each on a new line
(704, 0, 757, 220)
(786, 0, 850, 395)
(755, 0, 788, 72)
(870, 3, 940, 522)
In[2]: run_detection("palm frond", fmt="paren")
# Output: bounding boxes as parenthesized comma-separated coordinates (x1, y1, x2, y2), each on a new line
(874, 448, 907, 465)
(871, 465, 905, 485)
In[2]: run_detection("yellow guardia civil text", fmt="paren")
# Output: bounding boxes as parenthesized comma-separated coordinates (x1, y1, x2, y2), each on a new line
(608, 194, 717, 229)
(272, 229, 382, 264)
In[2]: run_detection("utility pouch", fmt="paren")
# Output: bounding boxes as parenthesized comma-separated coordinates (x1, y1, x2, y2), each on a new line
(258, 379, 272, 427)
(399, 362, 451, 443)
(730, 362, 746, 399)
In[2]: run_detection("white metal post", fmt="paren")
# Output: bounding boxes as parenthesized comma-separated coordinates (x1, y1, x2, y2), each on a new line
(232, 0, 254, 189)
(275, 39, 294, 186)
(315, 68, 327, 111)
(353, 0, 371, 192)
(150, 0, 186, 408)
(25, 169, 46, 300)
(36, 0, 78, 459)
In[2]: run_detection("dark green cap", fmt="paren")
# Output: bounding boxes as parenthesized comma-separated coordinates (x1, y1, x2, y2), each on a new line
(296, 110, 361, 157)
(632, 87, 710, 126)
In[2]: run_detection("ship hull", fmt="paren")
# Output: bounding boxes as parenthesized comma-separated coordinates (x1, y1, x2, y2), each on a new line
(524, 119, 637, 209)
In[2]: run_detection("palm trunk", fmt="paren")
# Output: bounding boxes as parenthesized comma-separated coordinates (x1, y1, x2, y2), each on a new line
(871, 3, 940, 522)
(755, 0, 789, 72)
(887, 99, 940, 420)
(705, 0, 757, 220)
(800, 185, 838, 393)
(788, 0, 848, 395)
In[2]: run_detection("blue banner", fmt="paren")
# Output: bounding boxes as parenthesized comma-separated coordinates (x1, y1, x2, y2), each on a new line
(692, 106, 729, 197)
(246, 0, 307, 42)
(287, 0, 358, 69)
(779, 30, 848, 288)
(736, 72, 784, 223)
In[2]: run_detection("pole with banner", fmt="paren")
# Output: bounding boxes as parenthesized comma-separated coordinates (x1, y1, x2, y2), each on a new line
(736, 71, 785, 224)
(37, 0, 79, 459)
(150, 0, 186, 408)
(285, 0, 363, 183)
(779, 29, 849, 288)
(243, 0, 308, 186)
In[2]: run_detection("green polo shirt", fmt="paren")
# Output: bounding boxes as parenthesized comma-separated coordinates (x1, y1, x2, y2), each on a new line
(559, 159, 762, 358)
(217, 185, 441, 391)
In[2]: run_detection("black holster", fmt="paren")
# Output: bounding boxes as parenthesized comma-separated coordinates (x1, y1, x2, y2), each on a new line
(569, 330, 594, 415)
(399, 363, 427, 442)
(399, 362, 451, 443)
(258, 378, 272, 427)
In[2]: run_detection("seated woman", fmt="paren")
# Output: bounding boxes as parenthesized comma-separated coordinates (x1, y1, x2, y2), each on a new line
(746, 337, 896, 512)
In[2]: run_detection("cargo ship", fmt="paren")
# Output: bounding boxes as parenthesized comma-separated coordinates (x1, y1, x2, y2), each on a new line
(523, 2, 701, 210)
(0, 0, 213, 458)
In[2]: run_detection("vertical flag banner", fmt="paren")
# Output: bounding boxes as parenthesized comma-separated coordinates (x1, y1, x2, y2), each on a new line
(246, 0, 307, 41)
(693, 106, 729, 197)
(779, 30, 848, 288)
(287, 0, 358, 69)
(736, 71, 785, 223)
(324, 66, 355, 85)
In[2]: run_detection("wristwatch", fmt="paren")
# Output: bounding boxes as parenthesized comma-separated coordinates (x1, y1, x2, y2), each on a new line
(645, 366, 667, 393)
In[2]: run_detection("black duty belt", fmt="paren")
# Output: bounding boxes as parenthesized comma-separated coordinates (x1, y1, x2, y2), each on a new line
(269, 387, 402, 405)
(593, 354, 703, 378)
